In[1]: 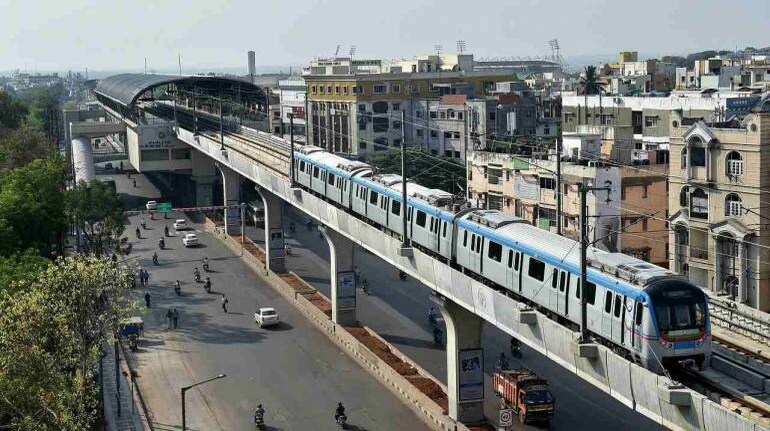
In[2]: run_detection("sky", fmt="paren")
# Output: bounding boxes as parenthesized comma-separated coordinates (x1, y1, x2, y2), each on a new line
(2, 0, 769, 73)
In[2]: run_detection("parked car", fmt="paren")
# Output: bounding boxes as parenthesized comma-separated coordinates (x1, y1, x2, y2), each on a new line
(182, 233, 199, 247)
(254, 307, 279, 328)
(173, 219, 188, 230)
(145, 200, 158, 210)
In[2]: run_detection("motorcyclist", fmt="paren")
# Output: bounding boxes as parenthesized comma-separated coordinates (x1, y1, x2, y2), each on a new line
(285, 244, 292, 256)
(158, 237, 165, 249)
(334, 402, 346, 422)
(204, 277, 212, 292)
(164, 225, 170, 237)
(141, 219, 147, 229)
(428, 307, 437, 326)
(497, 352, 509, 370)
(174, 280, 181, 295)
(398, 270, 407, 280)
(135, 227, 141, 238)
(194, 267, 201, 282)
(203, 256, 210, 270)
(361, 278, 369, 292)
(152, 252, 158, 265)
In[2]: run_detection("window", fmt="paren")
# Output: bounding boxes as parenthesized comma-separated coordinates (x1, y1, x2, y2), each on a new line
(584, 282, 596, 305)
(393, 138, 402, 147)
(601, 114, 614, 125)
(515, 252, 521, 271)
(358, 104, 366, 112)
(141, 149, 168, 161)
(334, 86, 340, 94)
(373, 117, 389, 132)
(429, 111, 437, 119)
(679, 186, 689, 207)
(559, 272, 567, 292)
(681, 148, 687, 169)
(604, 291, 613, 313)
(392, 103, 401, 111)
(508, 250, 514, 268)
(539, 177, 555, 190)
(372, 102, 388, 113)
(416, 129, 424, 137)
(444, 131, 452, 139)
(725, 193, 742, 216)
(343, 86, 348, 95)
(313, 166, 320, 178)
(444, 150, 453, 158)
(430, 130, 438, 138)
(453, 132, 460, 139)
(454, 151, 460, 158)
(416, 110, 423, 118)
(299, 160, 305, 171)
(551, 269, 558, 289)
(463, 230, 468, 247)
(393, 121, 402, 130)
(488, 241, 502, 262)
(311, 85, 317, 94)
(635, 303, 643, 325)
(489, 111, 496, 120)
(369, 190, 379, 205)
(328, 172, 336, 185)
(613, 294, 622, 317)
(416, 210, 427, 227)
(373, 84, 387, 94)
(644, 116, 659, 127)
(319, 86, 325, 95)
(642, 184, 648, 198)
(171, 148, 191, 159)
(391, 84, 401, 93)
(440, 111, 446, 119)
(359, 141, 367, 149)
(690, 188, 708, 218)
(528, 258, 545, 281)
(690, 146, 706, 167)
(726, 151, 744, 177)
(458, 112, 464, 120)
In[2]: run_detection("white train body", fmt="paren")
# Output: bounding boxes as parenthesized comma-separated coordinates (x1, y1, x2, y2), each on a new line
(294, 147, 711, 372)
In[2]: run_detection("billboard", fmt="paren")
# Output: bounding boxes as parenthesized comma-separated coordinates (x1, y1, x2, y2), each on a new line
(458, 348, 484, 401)
(336, 270, 356, 309)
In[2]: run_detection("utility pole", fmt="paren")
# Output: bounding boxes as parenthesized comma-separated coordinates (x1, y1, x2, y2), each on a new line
(219, 99, 225, 151)
(400, 110, 411, 252)
(289, 112, 297, 188)
(304, 98, 310, 145)
(192, 88, 198, 135)
(579, 181, 611, 342)
(464, 106, 470, 200)
(556, 135, 562, 236)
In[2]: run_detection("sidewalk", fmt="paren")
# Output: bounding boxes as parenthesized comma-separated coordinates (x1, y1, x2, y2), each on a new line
(102, 342, 146, 431)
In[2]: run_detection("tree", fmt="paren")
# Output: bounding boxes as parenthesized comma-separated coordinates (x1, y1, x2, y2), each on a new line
(0, 256, 136, 430)
(0, 91, 28, 132)
(0, 250, 50, 293)
(580, 66, 602, 123)
(15, 84, 64, 141)
(0, 157, 67, 257)
(365, 148, 466, 193)
(66, 180, 125, 256)
(0, 125, 55, 170)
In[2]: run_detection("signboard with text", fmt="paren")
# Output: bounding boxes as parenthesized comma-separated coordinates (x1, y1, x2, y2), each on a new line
(458, 349, 484, 401)
(336, 270, 356, 309)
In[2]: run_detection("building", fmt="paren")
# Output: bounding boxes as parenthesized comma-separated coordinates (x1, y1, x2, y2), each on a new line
(303, 54, 517, 157)
(668, 112, 770, 311)
(277, 78, 307, 140)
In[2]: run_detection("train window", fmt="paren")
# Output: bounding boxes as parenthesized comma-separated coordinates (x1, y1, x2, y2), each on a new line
(470, 234, 476, 251)
(576, 279, 580, 299)
(488, 241, 502, 262)
(442, 221, 447, 237)
(507, 250, 513, 268)
(614, 294, 622, 317)
(369, 191, 379, 205)
(635, 302, 643, 325)
(585, 282, 596, 305)
(313, 166, 320, 178)
(551, 269, 558, 289)
(559, 272, 566, 292)
(416, 211, 427, 227)
(429, 218, 434, 231)
(528, 258, 545, 281)
(515, 252, 521, 271)
(299, 161, 305, 171)
(604, 291, 612, 313)
(463, 230, 468, 247)
(476, 236, 482, 252)
(328, 172, 336, 185)
(391, 201, 401, 215)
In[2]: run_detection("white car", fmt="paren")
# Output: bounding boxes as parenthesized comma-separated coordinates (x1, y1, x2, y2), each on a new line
(254, 307, 279, 328)
(173, 219, 188, 230)
(145, 200, 158, 210)
(182, 233, 199, 247)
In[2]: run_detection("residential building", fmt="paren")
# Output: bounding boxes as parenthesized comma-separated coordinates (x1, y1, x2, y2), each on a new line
(277, 78, 307, 140)
(668, 112, 770, 311)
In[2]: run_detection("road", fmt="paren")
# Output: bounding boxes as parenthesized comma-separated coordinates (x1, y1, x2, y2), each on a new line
(246, 206, 663, 431)
(124, 212, 425, 431)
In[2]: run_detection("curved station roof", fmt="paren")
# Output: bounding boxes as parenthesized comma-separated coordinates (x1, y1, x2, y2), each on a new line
(94, 73, 267, 108)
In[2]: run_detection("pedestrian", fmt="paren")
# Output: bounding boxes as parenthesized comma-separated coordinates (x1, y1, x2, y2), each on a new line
(221, 294, 229, 313)
(165, 309, 173, 329)
(144, 292, 151, 308)
(133, 178, 137, 188)
(143, 269, 150, 285)
(172, 309, 179, 329)
(119, 161, 124, 172)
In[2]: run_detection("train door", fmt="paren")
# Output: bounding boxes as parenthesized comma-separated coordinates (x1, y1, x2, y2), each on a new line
(557, 271, 570, 317)
(506, 250, 516, 291)
(630, 300, 643, 350)
(549, 268, 559, 310)
(611, 294, 624, 343)
(622, 297, 635, 350)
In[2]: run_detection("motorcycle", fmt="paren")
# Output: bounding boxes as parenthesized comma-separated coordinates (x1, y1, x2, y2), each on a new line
(128, 334, 139, 352)
(203, 262, 210, 272)
(510, 338, 522, 358)
(204, 279, 212, 293)
(361, 281, 371, 295)
(164, 226, 170, 237)
(152, 254, 158, 265)
(174, 282, 181, 296)
(194, 271, 201, 283)
(158, 238, 165, 249)
(335, 414, 347, 429)
(398, 270, 407, 281)
(254, 411, 265, 430)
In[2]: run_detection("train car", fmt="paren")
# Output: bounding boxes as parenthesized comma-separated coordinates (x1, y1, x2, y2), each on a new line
(295, 146, 371, 207)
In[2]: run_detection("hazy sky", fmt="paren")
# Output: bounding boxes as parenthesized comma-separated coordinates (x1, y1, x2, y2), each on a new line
(2, 0, 769, 72)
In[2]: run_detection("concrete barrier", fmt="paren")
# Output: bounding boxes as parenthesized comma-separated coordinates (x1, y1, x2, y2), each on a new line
(183, 124, 770, 431)
(606, 352, 635, 409)
(702, 399, 756, 431)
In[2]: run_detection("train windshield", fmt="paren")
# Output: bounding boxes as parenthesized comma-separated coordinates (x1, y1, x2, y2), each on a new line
(646, 281, 707, 332)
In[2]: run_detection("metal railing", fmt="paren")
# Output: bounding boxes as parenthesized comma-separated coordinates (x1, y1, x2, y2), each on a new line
(709, 296, 770, 346)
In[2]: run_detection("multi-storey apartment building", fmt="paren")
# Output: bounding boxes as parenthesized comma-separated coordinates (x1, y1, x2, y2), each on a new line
(303, 55, 516, 158)
(669, 112, 770, 311)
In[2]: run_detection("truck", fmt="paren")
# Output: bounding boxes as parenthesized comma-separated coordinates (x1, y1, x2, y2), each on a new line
(492, 368, 555, 424)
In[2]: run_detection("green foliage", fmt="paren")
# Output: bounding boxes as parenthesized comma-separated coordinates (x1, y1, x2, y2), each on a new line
(0, 256, 136, 431)
(365, 148, 466, 193)
(0, 157, 67, 257)
(580, 66, 601, 95)
(0, 91, 28, 132)
(0, 125, 55, 170)
(66, 180, 126, 256)
(14, 84, 64, 140)
(0, 250, 50, 293)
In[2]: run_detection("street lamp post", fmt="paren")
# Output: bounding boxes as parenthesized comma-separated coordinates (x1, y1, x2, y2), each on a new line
(289, 112, 296, 188)
(181, 373, 226, 431)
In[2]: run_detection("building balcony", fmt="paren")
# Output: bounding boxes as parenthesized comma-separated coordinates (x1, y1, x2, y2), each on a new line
(690, 247, 708, 260)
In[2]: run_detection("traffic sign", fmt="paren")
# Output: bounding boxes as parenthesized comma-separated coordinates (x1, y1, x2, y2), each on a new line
(499, 408, 513, 427)
(157, 202, 173, 213)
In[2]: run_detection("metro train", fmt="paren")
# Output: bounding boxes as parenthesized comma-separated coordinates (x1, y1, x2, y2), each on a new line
(293, 145, 710, 373)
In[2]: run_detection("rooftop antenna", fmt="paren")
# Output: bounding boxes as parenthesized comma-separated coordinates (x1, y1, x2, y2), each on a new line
(349, 45, 357, 58)
(434, 44, 443, 56)
(457, 40, 467, 55)
(334, 44, 341, 57)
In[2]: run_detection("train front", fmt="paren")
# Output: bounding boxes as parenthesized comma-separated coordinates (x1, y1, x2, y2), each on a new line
(643, 279, 711, 372)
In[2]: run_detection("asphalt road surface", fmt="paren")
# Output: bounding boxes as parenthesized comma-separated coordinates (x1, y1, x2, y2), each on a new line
(246, 206, 663, 431)
(125, 212, 425, 431)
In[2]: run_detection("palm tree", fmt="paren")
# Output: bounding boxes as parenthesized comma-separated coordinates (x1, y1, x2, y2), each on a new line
(580, 66, 601, 123)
